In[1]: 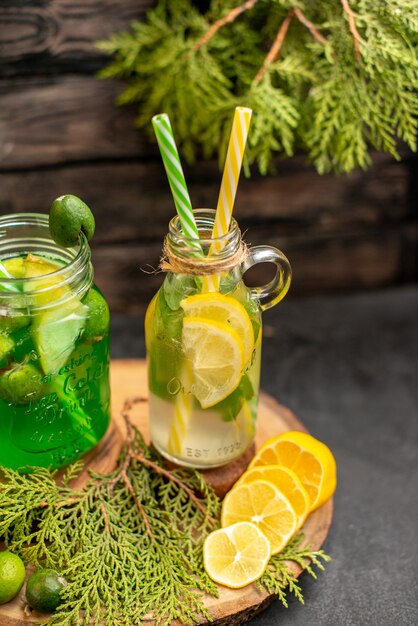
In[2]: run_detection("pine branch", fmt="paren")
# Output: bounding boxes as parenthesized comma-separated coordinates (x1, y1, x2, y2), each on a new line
(254, 9, 294, 84)
(193, 0, 259, 51)
(258, 533, 331, 607)
(340, 0, 362, 61)
(97, 0, 418, 174)
(0, 400, 221, 625)
(0, 399, 332, 623)
(293, 8, 328, 47)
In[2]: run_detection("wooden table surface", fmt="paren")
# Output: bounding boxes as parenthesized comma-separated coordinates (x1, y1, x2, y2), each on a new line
(111, 286, 418, 626)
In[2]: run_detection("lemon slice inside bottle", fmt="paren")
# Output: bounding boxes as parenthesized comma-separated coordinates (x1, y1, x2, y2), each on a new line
(180, 293, 254, 367)
(182, 316, 245, 408)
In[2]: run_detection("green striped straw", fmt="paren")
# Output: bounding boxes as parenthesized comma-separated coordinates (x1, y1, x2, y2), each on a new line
(152, 113, 202, 255)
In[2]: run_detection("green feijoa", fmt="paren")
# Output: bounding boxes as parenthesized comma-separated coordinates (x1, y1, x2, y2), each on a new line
(49, 195, 95, 247)
(0, 363, 43, 405)
(26, 569, 67, 613)
(0, 335, 15, 368)
(0, 551, 26, 605)
(82, 288, 110, 341)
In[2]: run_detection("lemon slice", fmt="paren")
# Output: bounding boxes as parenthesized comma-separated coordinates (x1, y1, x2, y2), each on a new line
(249, 431, 337, 511)
(237, 465, 310, 530)
(182, 316, 245, 408)
(33, 298, 88, 374)
(221, 479, 298, 554)
(180, 293, 254, 366)
(203, 521, 271, 588)
(23, 254, 69, 306)
(2, 257, 25, 278)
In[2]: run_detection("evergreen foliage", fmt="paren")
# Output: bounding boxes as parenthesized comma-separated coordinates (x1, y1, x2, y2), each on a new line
(0, 403, 330, 625)
(97, 0, 418, 174)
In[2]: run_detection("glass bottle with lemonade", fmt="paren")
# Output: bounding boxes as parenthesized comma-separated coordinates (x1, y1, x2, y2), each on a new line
(146, 210, 291, 468)
(145, 110, 291, 468)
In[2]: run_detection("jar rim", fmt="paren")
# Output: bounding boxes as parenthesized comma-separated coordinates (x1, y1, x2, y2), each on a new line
(0, 212, 89, 289)
(167, 208, 241, 259)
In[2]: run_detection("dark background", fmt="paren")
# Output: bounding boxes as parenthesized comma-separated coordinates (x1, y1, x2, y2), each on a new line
(1, 0, 418, 312)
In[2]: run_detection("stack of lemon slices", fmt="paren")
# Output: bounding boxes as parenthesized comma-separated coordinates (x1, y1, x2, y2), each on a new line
(203, 431, 337, 588)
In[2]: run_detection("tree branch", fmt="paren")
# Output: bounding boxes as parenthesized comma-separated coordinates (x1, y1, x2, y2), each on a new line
(340, 0, 362, 61)
(253, 9, 294, 84)
(119, 398, 215, 524)
(122, 468, 154, 540)
(132, 451, 213, 523)
(100, 501, 110, 534)
(293, 7, 328, 46)
(193, 0, 259, 51)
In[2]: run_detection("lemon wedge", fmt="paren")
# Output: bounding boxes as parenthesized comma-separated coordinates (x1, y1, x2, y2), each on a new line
(2, 257, 25, 278)
(23, 254, 69, 306)
(181, 316, 245, 408)
(180, 293, 254, 366)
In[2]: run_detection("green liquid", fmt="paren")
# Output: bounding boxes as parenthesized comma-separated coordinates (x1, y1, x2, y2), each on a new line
(0, 256, 110, 470)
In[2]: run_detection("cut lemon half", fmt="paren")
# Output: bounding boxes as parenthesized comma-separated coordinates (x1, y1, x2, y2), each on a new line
(237, 465, 310, 530)
(221, 479, 298, 554)
(249, 431, 337, 511)
(181, 293, 254, 366)
(203, 521, 271, 588)
(182, 316, 245, 408)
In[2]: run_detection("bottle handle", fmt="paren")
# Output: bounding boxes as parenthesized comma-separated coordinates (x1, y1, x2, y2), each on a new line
(241, 245, 292, 311)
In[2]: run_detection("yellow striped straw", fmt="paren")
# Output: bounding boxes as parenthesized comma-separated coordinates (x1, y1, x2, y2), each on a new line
(167, 107, 252, 457)
(167, 362, 194, 457)
(203, 106, 252, 292)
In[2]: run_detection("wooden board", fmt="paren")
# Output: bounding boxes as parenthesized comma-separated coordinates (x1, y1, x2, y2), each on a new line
(0, 359, 333, 626)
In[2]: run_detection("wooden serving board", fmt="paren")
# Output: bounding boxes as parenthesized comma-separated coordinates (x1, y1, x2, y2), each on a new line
(1, 359, 333, 626)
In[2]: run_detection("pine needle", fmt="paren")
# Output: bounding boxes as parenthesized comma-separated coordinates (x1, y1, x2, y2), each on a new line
(0, 399, 331, 624)
(96, 0, 418, 174)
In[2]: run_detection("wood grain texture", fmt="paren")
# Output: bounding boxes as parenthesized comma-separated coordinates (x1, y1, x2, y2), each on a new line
(0, 76, 149, 169)
(1, 153, 416, 309)
(0, 0, 417, 301)
(0, 0, 154, 77)
(0, 155, 411, 233)
(0, 360, 333, 626)
(88, 229, 408, 311)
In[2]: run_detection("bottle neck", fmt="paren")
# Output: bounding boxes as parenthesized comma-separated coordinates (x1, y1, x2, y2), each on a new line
(0, 213, 93, 311)
(166, 208, 241, 263)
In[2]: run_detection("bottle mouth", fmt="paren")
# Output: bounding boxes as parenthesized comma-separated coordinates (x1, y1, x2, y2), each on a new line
(0, 213, 92, 303)
(167, 208, 241, 260)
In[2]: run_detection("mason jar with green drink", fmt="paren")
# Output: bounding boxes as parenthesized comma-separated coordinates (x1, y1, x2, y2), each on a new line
(0, 201, 111, 471)
(146, 109, 291, 468)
